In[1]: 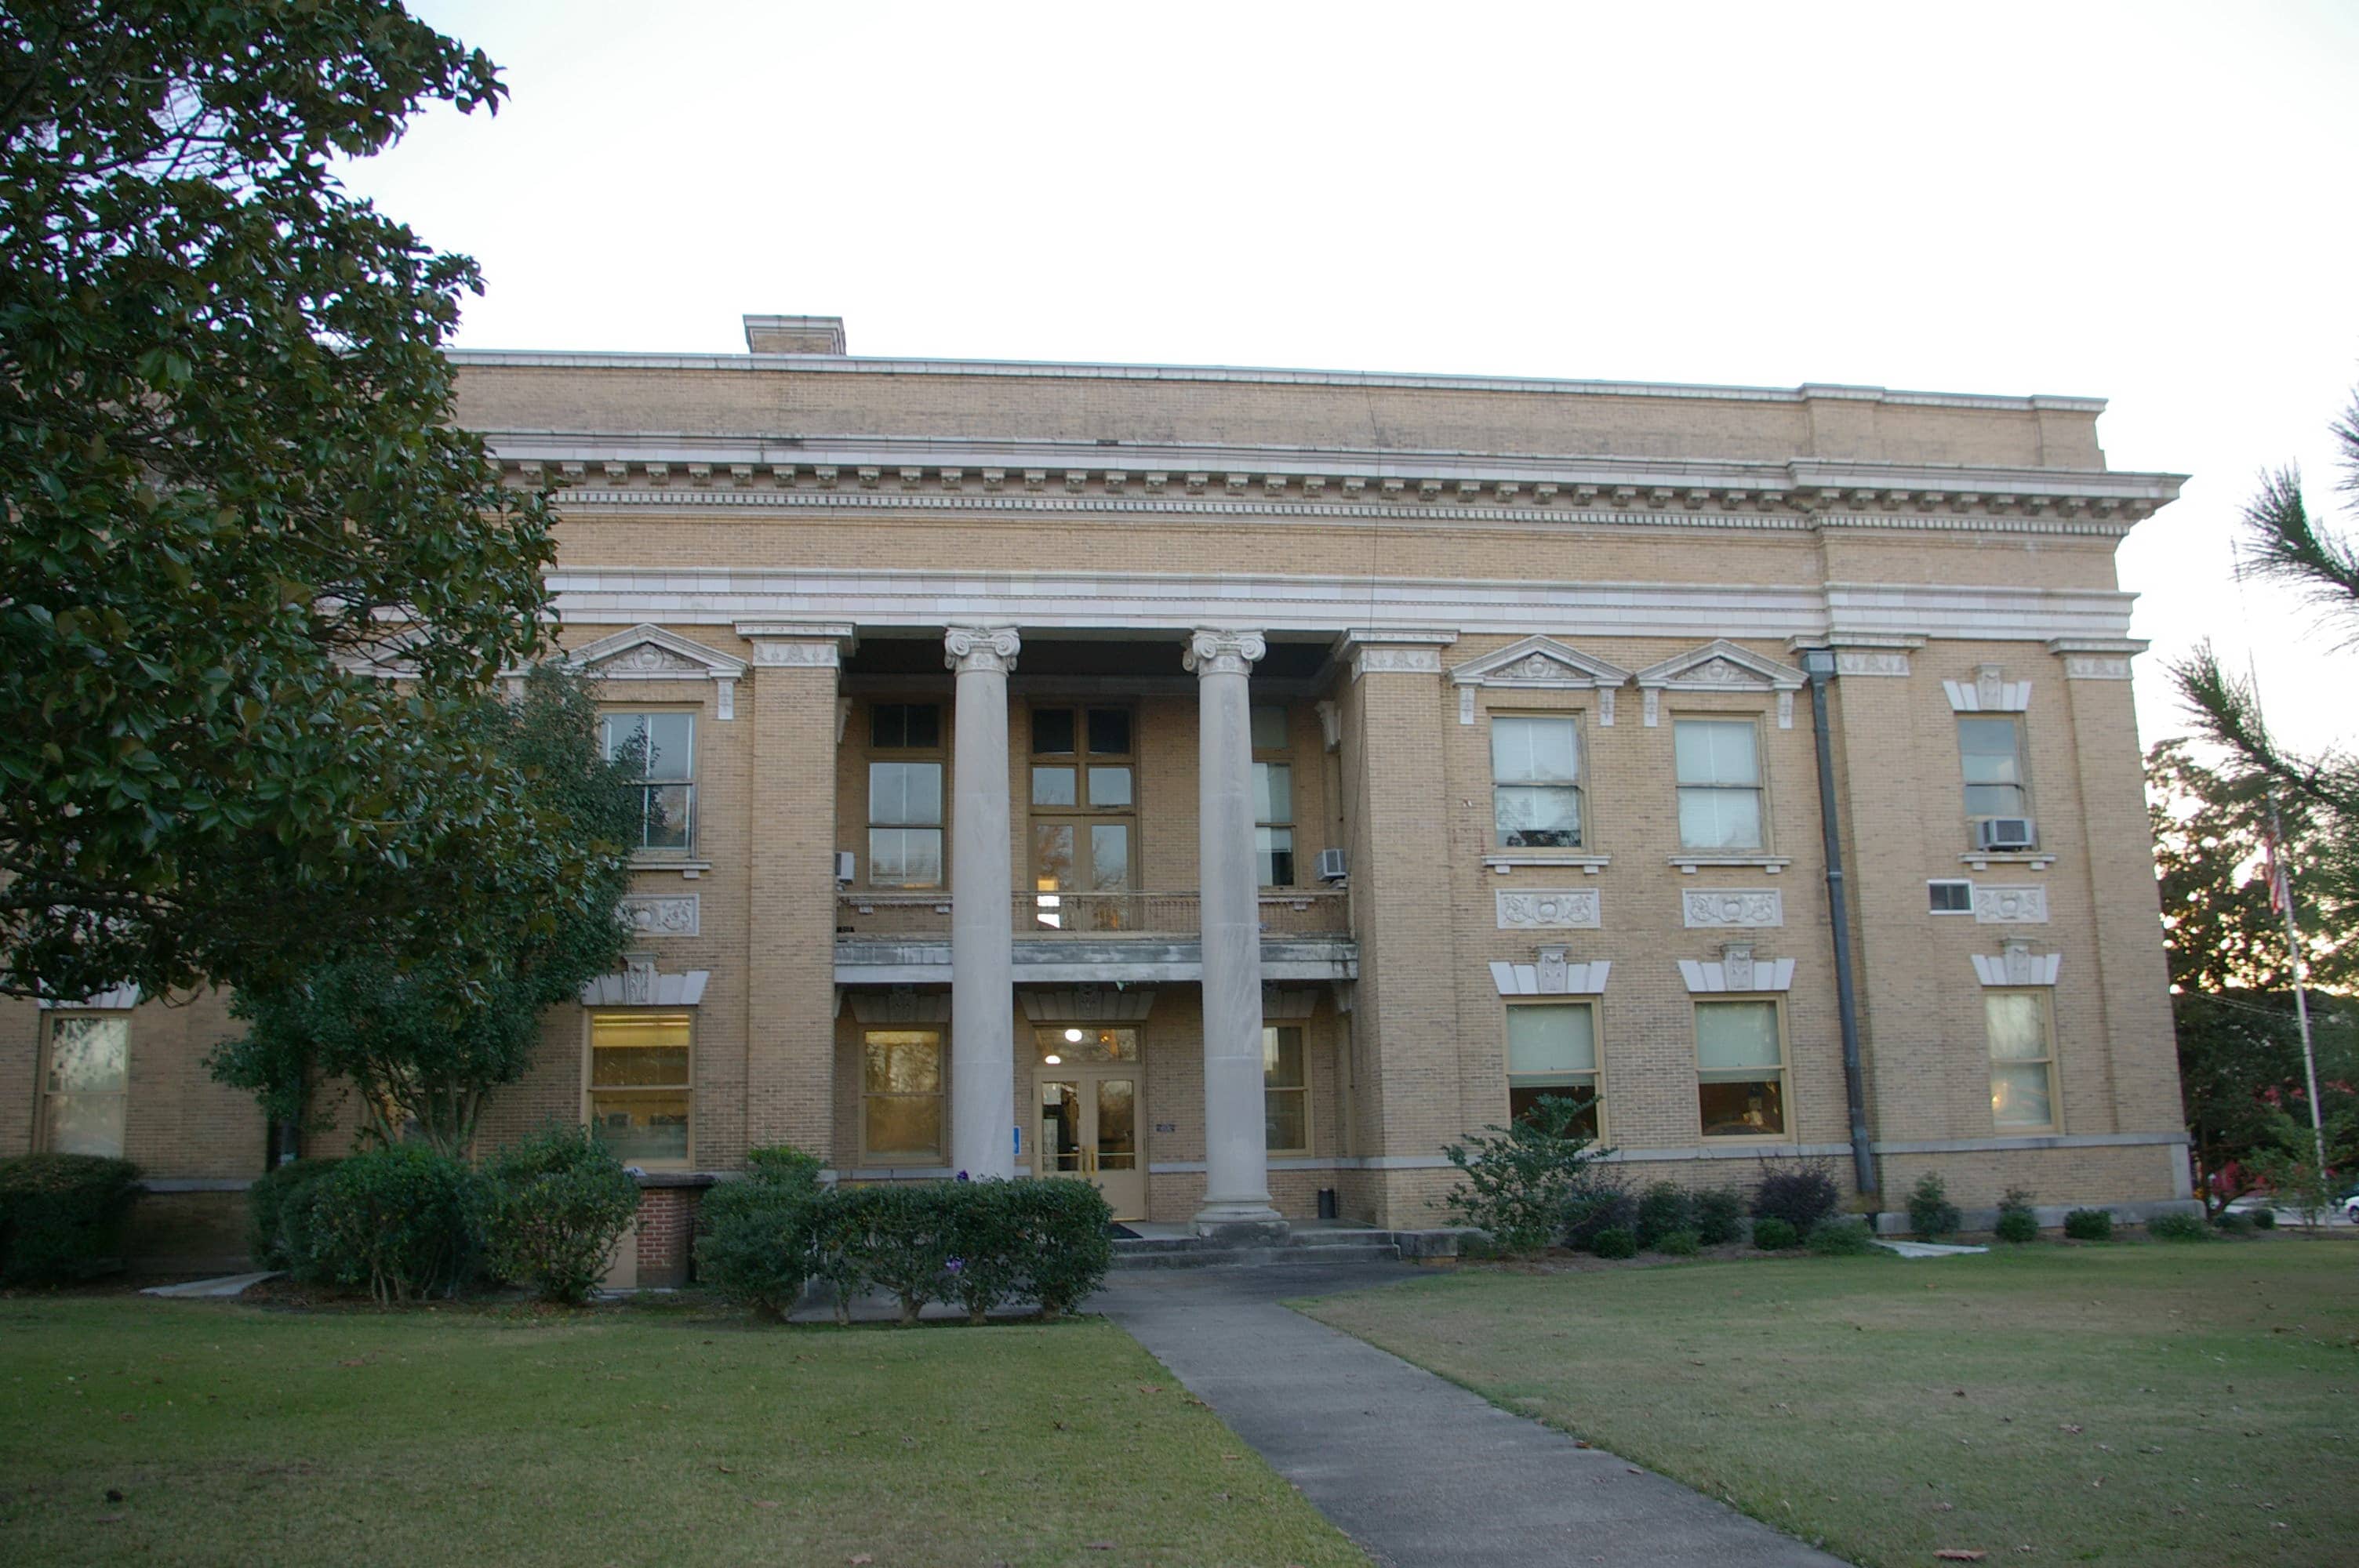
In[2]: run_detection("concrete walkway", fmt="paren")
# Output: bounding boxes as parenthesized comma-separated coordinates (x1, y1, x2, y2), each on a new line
(1095, 1261, 1847, 1568)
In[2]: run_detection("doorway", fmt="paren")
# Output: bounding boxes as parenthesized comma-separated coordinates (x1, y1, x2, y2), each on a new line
(1034, 1025, 1146, 1220)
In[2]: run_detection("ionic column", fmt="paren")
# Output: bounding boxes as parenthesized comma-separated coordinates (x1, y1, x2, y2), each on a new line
(945, 625, 1020, 1179)
(1186, 628, 1285, 1238)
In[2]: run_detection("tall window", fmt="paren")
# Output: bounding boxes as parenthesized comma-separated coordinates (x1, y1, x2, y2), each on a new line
(868, 702, 945, 887)
(1030, 706, 1135, 902)
(1986, 990, 2058, 1131)
(863, 1029, 945, 1162)
(1263, 1025, 1308, 1153)
(42, 1014, 129, 1157)
(602, 713, 695, 853)
(1959, 717, 2030, 829)
(1491, 715, 1583, 848)
(1674, 718, 1763, 851)
(1252, 704, 1295, 887)
(587, 1012, 692, 1165)
(1506, 1002, 1599, 1137)
(1696, 999, 1785, 1136)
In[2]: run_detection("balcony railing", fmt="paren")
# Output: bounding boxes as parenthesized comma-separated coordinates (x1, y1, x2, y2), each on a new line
(834, 889, 1350, 939)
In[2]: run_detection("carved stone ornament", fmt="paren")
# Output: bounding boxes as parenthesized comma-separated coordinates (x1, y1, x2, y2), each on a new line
(1634, 640, 1804, 728)
(1496, 888, 1603, 930)
(1836, 649, 1912, 677)
(1681, 888, 1783, 928)
(1973, 884, 2049, 925)
(1536, 945, 1571, 993)
(620, 895, 700, 938)
(567, 623, 747, 688)
(622, 955, 657, 1004)
(751, 641, 841, 668)
(1944, 665, 2034, 713)
(2063, 655, 2132, 681)
(1354, 646, 1442, 677)
(1721, 942, 1756, 992)
(1972, 938, 2062, 986)
(598, 644, 708, 677)
(943, 625, 1021, 675)
(1183, 629, 1267, 677)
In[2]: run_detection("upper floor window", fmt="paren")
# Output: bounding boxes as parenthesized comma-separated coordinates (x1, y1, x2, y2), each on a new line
(42, 1014, 128, 1157)
(869, 702, 945, 888)
(1031, 706, 1133, 898)
(1674, 718, 1763, 851)
(587, 1011, 692, 1167)
(1491, 715, 1582, 848)
(602, 712, 695, 853)
(1958, 717, 2031, 829)
(1252, 704, 1295, 887)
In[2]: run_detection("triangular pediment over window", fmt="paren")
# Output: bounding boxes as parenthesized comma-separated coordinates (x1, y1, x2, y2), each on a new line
(1449, 636, 1634, 691)
(1634, 639, 1805, 728)
(565, 624, 748, 682)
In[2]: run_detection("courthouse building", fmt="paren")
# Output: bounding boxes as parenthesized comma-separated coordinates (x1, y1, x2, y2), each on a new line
(4, 314, 2197, 1271)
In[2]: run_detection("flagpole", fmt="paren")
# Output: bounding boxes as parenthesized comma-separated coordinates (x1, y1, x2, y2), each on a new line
(2266, 795, 2330, 1184)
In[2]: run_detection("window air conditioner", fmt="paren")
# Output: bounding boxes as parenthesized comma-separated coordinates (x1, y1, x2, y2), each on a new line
(1316, 848, 1349, 882)
(1976, 818, 2036, 852)
(834, 851, 856, 884)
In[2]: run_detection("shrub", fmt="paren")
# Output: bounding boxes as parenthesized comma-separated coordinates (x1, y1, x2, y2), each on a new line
(2147, 1210, 2209, 1243)
(2250, 1207, 2277, 1231)
(485, 1125, 642, 1305)
(1750, 1158, 1841, 1235)
(1590, 1226, 1637, 1260)
(0, 1154, 143, 1285)
(1994, 1187, 2038, 1244)
(803, 1185, 875, 1325)
(1634, 1181, 1695, 1248)
(1653, 1229, 1701, 1257)
(296, 1145, 486, 1303)
(246, 1158, 340, 1270)
(943, 1180, 1027, 1324)
(696, 1179, 814, 1323)
(743, 1144, 825, 1193)
(1907, 1172, 1961, 1241)
(1558, 1177, 1637, 1253)
(1808, 1219, 1879, 1256)
(1013, 1178, 1113, 1319)
(2210, 1210, 2254, 1236)
(1442, 1094, 1612, 1255)
(1692, 1187, 1745, 1247)
(856, 1185, 958, 1326)
(1751, 1216, 1799, 1250)
(2062, 1207, 2114, 1242)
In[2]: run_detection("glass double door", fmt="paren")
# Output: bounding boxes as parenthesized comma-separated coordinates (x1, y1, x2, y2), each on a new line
(1034, 1026, 1144, 1220)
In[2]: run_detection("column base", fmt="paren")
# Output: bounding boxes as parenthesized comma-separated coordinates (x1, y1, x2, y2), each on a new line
(1191, 1201, 1289, 1244)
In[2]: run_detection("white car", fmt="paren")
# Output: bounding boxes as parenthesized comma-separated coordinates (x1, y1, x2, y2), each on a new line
(2345, 1192, 2359, 1224)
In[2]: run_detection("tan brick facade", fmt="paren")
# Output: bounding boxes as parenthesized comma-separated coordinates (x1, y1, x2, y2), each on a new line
(2, 317, 2194, 1265)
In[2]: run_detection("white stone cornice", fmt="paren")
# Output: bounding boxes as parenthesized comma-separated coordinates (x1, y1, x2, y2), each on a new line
(943, 624, 1021, 675)
(1183, 628, 1267, 677)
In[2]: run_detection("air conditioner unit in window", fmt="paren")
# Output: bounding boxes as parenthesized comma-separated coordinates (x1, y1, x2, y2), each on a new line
(834, 850, 856, 884)
(1976, 818, 2036, 851)
(1316, 848, 1349, 883)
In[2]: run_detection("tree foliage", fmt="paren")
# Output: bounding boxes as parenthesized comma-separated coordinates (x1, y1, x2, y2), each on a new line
(0, 1, 562, 1001)
(208, 667, 641, 1156)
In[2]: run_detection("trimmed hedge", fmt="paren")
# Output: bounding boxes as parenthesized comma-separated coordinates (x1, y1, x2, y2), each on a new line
(1993, 1188, 2038, 1244)
(485, 1126, 640, 1305)
(1590, 1226, 1637, 1260)
(2063, 1207, 2114, 1242)
(246, 1157, 342, 1269)
(1750, 1160, 1841, 1235)
(1750, 1216, 1799, 1250)
(1808, 1218, 1879, 1256)
(1634, 1182, 1694, 1249)
(0, 1154, 143, 1284)
(1692, 1188, 1745, 1247)
(2147, 1210, 2209, 1243)
(294, 1145, 487, 1303)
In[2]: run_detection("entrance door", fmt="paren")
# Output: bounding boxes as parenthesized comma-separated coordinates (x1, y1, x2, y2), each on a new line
(1035, 1026, 1147, 1220)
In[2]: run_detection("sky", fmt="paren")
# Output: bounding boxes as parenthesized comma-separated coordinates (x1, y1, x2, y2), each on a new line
(336, 0, 2359, 758)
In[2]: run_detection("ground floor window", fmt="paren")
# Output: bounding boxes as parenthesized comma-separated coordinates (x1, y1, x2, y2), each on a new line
(1505, 1001, 1599, 1137)
(1696, 998, 1785, 1137)
(587, 1011, 692, 1165)
(863, 1029, 945, 1163)
(1986, 989, 2059, 1131)
(42, 1014, 129, 1157)
(1263, 1025, 1308, 1152)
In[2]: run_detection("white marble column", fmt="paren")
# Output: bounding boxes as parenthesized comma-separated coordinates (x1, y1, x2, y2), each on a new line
(945, 626, 1020, 1179)
(1186, 628, 1285, 1237)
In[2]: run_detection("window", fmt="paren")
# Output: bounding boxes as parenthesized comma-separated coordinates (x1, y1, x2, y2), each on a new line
(1030, 706, 1135, 909)
(863, 1029, 945, 1162)
(1263, 1025, 1308, 1152)
(1986, 990, 2058, 1131)
(868, 702, 944, 887)
(1252, 703, 1295, 887)
(1696, 999, 1785, 1136)
(587, 1012, 692, 1165)
(1491, 715, 1582, 848)
(1505, 1002, 1599, 1137)
(602, 712, 695, 853)
(42, 1014, 128, 1157)
(1959, 717, 2030, 829)
(1929, 880, 1974, 914)
(1674, 719, 1763, 851)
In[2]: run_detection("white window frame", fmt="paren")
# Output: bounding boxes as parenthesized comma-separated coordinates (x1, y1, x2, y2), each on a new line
(39, 1012, 129, 1158)
(1673, 716, 1767, 854)
(1503, 1000, 1602, 1139)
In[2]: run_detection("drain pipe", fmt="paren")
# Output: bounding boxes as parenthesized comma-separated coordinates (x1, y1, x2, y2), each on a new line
(1800, 648, 1877, 1196)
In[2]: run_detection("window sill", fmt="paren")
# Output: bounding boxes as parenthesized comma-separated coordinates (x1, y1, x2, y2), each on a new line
(1484, 853, 1612, 875)
(631, 857, 712, 879)
(1961, 851, 2055, 872)
(1669, 855, 1793, 875)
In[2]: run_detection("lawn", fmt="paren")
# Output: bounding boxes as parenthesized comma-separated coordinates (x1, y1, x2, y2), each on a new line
(1299, 1240, 2357, 1568)
(0, 1297, 1368, 1568)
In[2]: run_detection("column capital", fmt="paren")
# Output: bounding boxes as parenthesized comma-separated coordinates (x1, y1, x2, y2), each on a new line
(1183, 628, 1267, 677)
(943, 624, 1021, 675)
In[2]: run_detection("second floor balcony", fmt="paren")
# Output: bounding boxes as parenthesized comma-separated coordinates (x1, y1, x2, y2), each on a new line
(833, 888, 1357, 985)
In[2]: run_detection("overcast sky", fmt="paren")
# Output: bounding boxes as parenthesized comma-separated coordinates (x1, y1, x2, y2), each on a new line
(340, 1, 2359, 758)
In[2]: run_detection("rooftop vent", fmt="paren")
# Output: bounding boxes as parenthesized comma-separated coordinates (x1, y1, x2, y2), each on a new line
(743, 314, 846, 355)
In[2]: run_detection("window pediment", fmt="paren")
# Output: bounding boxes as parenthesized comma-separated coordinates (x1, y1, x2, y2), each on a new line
(1635, 640, 1804, 728)
(568, 624, 749, 682)
(1452, 637, 1634, 725)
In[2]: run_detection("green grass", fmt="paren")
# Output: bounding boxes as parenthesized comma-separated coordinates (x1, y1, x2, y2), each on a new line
(0, 1297, 1368, 1568)
(1299, 1240, 2357, 1568)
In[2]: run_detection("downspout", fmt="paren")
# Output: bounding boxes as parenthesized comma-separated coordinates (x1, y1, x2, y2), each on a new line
(1801, 649, 1877, 1196)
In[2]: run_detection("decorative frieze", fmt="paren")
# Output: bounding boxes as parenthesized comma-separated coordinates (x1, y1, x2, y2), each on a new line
(1354, 646, 1443, 677)
(1836, 649, 1912, 677)
(2062, 655, 2132, 681)
(1681, 888, 1784, 928)
(1496, 888, 1602, 930)
(620, 895, 700, 938)
(1972, 884, 2048, 924)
